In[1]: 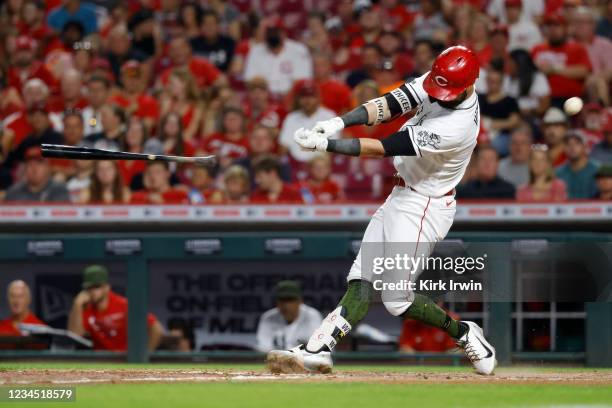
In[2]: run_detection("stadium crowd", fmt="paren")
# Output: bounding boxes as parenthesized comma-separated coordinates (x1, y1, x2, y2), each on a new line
(0, 0, 611, 204)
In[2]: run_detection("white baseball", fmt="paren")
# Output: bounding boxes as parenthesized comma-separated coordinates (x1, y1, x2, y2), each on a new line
(563, 97, 584, 116)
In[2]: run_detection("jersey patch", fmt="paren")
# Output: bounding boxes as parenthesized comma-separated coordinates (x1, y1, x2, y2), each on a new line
(415, 130, 441, 150)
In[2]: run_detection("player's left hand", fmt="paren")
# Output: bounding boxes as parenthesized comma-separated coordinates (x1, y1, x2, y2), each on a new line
(294, 127, 328, 152)
(312, 117, 344, 138)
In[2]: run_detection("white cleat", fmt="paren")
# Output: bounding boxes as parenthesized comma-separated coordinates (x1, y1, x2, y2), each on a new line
(266, 345, 333, 374)
(456, 321, 497, 375)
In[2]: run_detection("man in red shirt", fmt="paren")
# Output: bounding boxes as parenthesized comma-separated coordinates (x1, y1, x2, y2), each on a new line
(312, 53, 352, 115)
(110, 60, 160, 132)
(251, 156, 304, 204)
(130, 162, 190, 204)
(67, 265, 163, 352)
(242, 77, 286, 131)
(7, 36, 58, 95)
(48, 68, 88, 119)
(300, 155, 344, 203)
(0, 280, 46, 337)
(532, 14, 592, 107)
(159, 36, 226, 90)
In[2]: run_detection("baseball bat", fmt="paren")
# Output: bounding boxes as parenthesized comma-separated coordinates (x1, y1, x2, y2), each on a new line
(41, 144, 216, 167)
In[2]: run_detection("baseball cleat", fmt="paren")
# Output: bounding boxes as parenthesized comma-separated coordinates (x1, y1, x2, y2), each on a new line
(266, 345, 333, 374)
(456, 321, 497, 375)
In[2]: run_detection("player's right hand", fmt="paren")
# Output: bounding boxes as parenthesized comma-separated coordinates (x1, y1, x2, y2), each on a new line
(312, 117, 344, 138)
(294, 127, 328, 152)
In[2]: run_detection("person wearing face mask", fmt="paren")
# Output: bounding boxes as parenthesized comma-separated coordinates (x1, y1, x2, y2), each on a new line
(244, 17, 313, 96)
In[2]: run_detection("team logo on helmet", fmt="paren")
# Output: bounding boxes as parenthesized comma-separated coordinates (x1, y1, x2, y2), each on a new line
(434, 76, 449, 87)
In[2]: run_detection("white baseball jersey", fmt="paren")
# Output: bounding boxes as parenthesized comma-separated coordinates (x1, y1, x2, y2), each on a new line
(391, 74, 479, 197)
(256, 304, 323, 352)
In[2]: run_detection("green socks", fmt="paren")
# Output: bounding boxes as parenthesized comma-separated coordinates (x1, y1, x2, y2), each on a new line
(338, 280, 373, 327)
(403, 293, 467, 339)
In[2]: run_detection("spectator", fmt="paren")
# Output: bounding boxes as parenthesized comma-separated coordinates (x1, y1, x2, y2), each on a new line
(49, 69, 88, 123)
(279, 80, 336, 165)
(532, 14, 592, 108)
(517, 145, 568, 202)
(377, 31, 414, 80)
(202, 107, 249, 168)
(117, 116, 151, 186)
(66, 160, 93, 203)
(457, 146, 516, 199)
(84, 104, 126, 151)
(572, 6, 612, 107)
(301, 11, 331, 54)
(498, 128, 532, 188)
(478, 65, 521, 155)
(412, 0, 449, 41)
(0, 280, 45, 337)
(300, 155, 344, 204)
(256, 280, 322, 352)
(242, 77, 286, 130)
(542, 107, 569, 167)
(312, 53, 352, 115)
(235, 125, 291, 182)
(505, 0, 543, 52)
(251, 156, 303, 204)
(81, 160, 130, 204)
(408, 39, 438, 79)
(4, 146, 70, 202)
(105, 24, 149, 83)
(128, 8, 161, 59)
(595, 165, 612, 200)
(67, 265, 163, 351)
(190, 10, 235, 72)
(219, 164, 250, 204)
(346, 43, 383, 88)
(81, 76, 110, 136)
(160, 36, 225, 91)
(156, 112, 195, 160)
(159, 68, 203, 142)
(348, 2, 382, 50)
(2, 79, 50, 154)
(244, 19, 313, 95)
(187, 166, 219, 204)
(110, 60, 159, 132)
(52, 110, 85, 181)
(47, 0, 98, 35)
(596, 1, 612, 39)
(7, 36, 58, 94)
(131, 162, 189, 204)
(505, 50, 551, 116)
(556, 132, 599, 199)
(178, 2, 203, 40)
(487, 0, 544, 24)
(7, 102, 64, 169)
(591, 113, 612, 165)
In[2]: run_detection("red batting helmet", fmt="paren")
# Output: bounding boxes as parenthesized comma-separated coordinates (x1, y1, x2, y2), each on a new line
(423, 46, 480, 102)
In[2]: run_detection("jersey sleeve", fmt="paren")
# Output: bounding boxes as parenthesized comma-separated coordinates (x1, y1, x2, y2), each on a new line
(386, 73, 429, 116)
(383, 124, 463, 158)
(255, 313, 275, 353)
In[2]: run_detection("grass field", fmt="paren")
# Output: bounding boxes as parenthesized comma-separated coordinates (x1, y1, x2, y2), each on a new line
(0, 363, 611, 408)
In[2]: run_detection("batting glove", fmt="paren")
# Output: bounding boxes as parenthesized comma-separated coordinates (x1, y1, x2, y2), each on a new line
(312, 117, 344, 138)
(294, 127, 328, 152)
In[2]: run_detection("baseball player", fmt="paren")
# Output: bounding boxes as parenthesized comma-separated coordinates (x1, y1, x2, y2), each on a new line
(266, 46, 496, 375)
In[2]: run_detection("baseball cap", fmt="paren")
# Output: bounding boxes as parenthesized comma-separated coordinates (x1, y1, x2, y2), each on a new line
(24, 146, 45, 161)
(543, 13, 567, 26)
(595, 165, 612, 178)
(564, 131, 587, 144)
(15, 36, 36, 52)
(82, 265, 109, 289)
(246, 76, 269, 91)
(294, 79, 318, 97)
(542, 107, 567, 125)
(275, 280, 302, 300)
(121, 60, 141, 77)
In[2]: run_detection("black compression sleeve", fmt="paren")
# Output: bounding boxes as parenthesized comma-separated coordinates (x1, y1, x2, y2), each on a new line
(326, 138, 361, 156)
(380, 130, 417, 157)
(340, 105, 369, 127)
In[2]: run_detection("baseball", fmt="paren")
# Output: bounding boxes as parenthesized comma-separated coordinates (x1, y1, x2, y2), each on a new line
(564, 97, 584, 116)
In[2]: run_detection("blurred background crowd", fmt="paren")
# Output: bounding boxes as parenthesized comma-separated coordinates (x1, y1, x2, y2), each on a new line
(0, 0, 611, 205)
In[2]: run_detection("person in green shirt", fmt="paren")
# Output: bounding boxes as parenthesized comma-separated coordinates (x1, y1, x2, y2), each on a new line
(556, 132, 599, 199)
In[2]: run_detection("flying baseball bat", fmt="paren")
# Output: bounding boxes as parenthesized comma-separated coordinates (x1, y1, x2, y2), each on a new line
(41, 144, 216, 167)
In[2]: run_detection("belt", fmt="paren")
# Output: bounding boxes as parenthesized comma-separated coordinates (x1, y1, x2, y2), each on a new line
(394, 175, 455, 197)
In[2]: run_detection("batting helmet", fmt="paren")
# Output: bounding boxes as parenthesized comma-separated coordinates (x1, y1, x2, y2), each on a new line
(423, 46, 480, 102)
